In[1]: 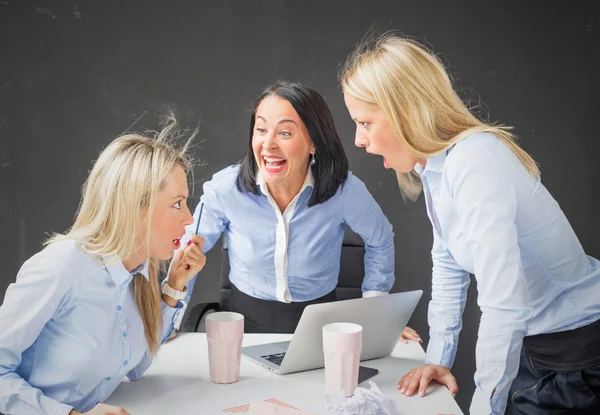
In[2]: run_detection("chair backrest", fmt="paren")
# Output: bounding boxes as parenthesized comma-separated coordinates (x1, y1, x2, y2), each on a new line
(217, 226, 365, 310)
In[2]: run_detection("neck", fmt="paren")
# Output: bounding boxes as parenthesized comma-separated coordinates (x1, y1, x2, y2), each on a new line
(267, 169, 308, 213)
(122, 248, 147, 273)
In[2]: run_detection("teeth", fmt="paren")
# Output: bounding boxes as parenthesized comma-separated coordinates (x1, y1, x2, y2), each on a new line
(263, 157, 285, 163)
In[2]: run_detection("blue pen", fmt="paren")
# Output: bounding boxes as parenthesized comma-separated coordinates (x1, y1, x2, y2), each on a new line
(193, 202, 204, 236)
(184, 202, 204, 270)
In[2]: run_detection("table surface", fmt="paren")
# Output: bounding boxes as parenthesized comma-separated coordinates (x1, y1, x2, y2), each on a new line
(106, 333, 464, 414)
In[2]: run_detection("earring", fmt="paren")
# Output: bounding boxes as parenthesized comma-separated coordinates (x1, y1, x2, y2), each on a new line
(310, 154, 316, 165)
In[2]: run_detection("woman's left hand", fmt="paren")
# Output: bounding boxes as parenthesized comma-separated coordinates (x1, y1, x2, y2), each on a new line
(168, 235, 206, 289)
(400, 326, 422, 343)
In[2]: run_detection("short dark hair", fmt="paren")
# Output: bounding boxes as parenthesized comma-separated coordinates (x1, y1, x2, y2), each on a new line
(236, 81, 349, 207)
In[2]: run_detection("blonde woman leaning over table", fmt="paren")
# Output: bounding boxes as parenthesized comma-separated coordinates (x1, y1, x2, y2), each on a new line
(341, 32, 600, 415)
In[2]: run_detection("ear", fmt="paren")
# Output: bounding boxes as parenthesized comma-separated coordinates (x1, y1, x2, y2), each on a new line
(310, 144, 316, 155)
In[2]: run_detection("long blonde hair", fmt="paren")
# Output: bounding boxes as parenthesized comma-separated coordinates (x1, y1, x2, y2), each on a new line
(48, 117, 194, 354)
(340, 32, 539, 200)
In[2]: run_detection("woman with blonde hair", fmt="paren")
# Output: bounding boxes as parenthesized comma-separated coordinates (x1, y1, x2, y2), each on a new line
(0, 120, 206, 415)
(341, 33, 600, 415)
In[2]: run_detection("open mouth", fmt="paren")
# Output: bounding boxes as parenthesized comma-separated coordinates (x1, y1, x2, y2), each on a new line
(172, 238, 182, 250)
(262, 156, 287, 173)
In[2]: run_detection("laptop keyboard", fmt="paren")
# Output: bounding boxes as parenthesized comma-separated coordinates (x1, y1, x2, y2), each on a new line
(261, 352, 286, 366)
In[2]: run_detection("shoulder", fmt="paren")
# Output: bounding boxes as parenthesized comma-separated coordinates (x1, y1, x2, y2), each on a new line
(445, 133, 509, 177)
(339, 171, 373, 198)
(203, 164, 241, 195)
(17, 239, 85, 289)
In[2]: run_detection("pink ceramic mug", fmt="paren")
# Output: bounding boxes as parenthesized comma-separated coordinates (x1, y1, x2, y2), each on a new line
(206, 311, 244, 384)
(322, 322, 363, 397)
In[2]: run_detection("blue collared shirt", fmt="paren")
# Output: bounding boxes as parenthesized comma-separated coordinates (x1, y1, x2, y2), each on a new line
(417, 133, 600, 415)
(178, 165, 395, 306)
(0, 239, 182, 415)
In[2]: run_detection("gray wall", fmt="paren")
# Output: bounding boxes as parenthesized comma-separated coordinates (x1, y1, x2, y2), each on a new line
(1, 1, 598, 412)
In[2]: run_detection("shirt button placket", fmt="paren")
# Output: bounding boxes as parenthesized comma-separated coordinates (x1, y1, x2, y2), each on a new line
(118, 284, 130, 375)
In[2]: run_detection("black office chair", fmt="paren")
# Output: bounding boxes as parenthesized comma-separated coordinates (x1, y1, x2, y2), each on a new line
(181, 226, 366, 333)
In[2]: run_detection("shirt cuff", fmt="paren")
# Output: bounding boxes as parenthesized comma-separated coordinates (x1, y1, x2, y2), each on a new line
(425, 337, 457, 368)
(362, 291, 389, 298)
(161, 299, 183, 342)
(53, 402, 74, 415)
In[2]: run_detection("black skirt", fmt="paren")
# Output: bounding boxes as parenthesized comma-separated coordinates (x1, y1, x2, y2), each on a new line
(229, 284, 337, 334)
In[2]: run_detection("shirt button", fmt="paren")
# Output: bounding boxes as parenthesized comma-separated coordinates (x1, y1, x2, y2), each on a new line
(123, 332, 128, 337)
(106, 377, 111, 381)
(123, 360, 128, 366)
(117, 305, 122, 311)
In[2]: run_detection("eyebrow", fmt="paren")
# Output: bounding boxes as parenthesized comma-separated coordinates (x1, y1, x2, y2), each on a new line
(172, 194, 188, 200)
(256, 115, 297, 126)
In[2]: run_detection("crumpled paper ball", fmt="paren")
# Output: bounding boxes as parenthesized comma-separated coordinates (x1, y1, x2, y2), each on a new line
(325, 381, 397, 414)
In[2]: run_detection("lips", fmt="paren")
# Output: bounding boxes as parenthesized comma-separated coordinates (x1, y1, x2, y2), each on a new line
(262, 155, 287, 173)
(173, 238, 181, 250)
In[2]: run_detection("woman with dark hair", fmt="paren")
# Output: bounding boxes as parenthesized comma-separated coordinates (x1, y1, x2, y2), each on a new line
(166, 81, 419, 337)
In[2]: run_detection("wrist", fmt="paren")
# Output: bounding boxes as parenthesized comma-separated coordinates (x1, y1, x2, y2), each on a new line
(167, 279, 186, 291)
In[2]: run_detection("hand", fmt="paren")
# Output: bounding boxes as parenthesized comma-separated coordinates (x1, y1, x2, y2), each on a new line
(397, 364, 458, 398)
(166, 329, 177, 342)
(168, 235, 206, 289)
(399, 326, 422, 343)
(70, 403, 131, 415)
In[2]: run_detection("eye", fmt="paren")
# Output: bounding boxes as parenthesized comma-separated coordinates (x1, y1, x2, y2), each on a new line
(173, 201, 182, 209)
(360, 122, 369, 129)
(279, 130, 291, 137)
(255, 127, 267, 134)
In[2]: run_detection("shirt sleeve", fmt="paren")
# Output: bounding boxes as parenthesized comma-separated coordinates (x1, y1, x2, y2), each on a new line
(164, 176, 230, 329)
(341, 174, 395, 295)
(0, 251, 75, 415)
(425, 227, 470, 369)
(446, 142, 534, 415)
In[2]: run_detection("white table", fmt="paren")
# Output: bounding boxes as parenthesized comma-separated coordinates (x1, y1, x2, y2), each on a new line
(106, 333, 463, 414)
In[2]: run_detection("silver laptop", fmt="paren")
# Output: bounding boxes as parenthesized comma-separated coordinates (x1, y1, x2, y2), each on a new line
(241, 290, 423, 375)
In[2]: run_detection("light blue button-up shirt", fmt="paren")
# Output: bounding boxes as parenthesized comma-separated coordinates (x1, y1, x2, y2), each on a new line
(179, 165, 395, 306)
(417, 133, 600, 415)
(0, 239, 182, 415)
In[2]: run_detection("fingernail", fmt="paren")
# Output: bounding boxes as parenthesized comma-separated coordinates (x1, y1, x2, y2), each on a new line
(403, 339, 408, 344)
(452, 393, 456, 398)
(418, 392, 424, 398)
(400, 389, 405, 394)
(418, 338, 423, 343)
(186, 240, 192, 246)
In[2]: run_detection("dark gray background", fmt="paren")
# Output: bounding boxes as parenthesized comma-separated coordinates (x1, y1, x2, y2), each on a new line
(1, 1, 598, 412)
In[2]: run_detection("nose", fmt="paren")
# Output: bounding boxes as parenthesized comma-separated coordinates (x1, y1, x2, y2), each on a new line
(183, 205, 194, 227)
(263, 131, 278, 150)
(354, 129, 368, 148)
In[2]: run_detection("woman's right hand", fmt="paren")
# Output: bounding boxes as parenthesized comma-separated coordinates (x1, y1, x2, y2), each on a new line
(70, 403, 131, 415)
(397, 364, 458, 398)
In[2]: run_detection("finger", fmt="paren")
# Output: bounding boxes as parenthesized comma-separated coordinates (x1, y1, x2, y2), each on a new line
(418, 370, 435, 397)
(182, 249, 205, 263)
(405, 370, 423, 397)
(405, 327, 423, 343)
(441, 373, 459, 397)
(188, 234, 204, 251)
(182, 252, 206, 271)
(397, 370, 414, 393)
(171, 248, 185, 268)
(402, 328, 422, 342)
